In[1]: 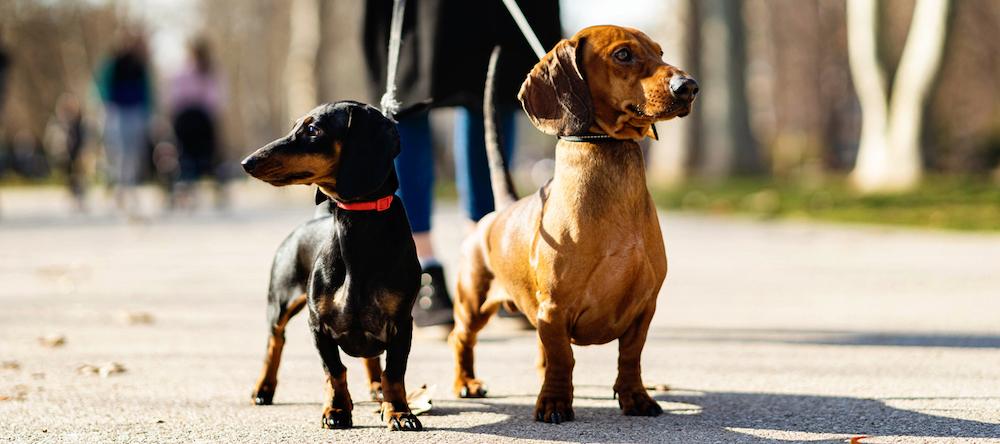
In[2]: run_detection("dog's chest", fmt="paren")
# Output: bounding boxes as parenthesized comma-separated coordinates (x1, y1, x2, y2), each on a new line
(533, 206, 666, 344)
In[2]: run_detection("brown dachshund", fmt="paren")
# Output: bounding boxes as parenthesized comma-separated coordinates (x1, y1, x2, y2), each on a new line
(449, 25, 698, 423)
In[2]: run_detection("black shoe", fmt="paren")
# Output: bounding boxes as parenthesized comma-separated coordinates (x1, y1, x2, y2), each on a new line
(412, 264, 455, 328)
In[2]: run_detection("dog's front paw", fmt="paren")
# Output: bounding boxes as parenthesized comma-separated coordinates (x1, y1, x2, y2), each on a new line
(534, 394, 574, 424)
(454, 378, 488, 398)
(381, 404, 423, 431)
(616, 389, 662, 416)
(321, 407, 353, 429)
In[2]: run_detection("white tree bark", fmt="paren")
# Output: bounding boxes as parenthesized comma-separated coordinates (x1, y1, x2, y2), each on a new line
(848, 0, 951, 193)
(284, 0, 321, 120)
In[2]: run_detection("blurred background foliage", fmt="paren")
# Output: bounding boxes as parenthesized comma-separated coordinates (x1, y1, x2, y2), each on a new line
(0, 0, 997, 229)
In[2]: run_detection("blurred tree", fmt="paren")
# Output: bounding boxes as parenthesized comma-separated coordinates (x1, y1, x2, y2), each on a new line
(317, 0, 370, 103)
(201, 0, 291, 159)
(285, 0, 321, 119)
(647, 0, 697, 187)
(748, 0, 856, 179)
(847, 0, 952, 192)
(925, 0, 1000, 175)
(696, 0, 761, 178)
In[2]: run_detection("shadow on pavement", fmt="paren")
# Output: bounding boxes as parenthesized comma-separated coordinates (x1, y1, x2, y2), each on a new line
(433, 389, 1000, 443)
(652, 327, 1000, 349)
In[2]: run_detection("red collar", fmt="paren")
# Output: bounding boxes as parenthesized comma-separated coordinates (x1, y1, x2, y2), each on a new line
(335, 195, 394, 212)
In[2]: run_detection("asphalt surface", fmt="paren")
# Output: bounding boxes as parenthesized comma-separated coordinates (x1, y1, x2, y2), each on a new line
(1, 184, 999, 443)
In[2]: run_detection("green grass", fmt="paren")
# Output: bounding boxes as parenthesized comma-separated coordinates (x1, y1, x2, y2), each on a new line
(650, 176, 1000, 232)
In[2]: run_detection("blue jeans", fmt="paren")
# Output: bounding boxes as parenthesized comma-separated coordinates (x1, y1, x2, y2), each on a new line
(104, 105, 149, 187)
(394, 107, 516, 233)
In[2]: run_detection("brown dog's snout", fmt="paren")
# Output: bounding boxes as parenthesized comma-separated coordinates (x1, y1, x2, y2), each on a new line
(669, 76, 699, 102)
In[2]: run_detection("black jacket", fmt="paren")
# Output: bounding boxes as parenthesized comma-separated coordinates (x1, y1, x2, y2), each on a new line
(363, 0, 562, 110)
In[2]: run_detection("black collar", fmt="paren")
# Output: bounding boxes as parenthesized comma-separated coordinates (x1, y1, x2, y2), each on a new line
(558, 133, 614, 142)
(557, 124, 658, 142)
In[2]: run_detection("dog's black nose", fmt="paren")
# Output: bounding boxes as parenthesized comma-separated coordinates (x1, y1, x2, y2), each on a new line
(670, 77, 699, 101)
(241, 156, 257, 173)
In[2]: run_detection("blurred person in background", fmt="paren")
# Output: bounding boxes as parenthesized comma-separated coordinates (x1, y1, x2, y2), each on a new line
(44, 93, 88, 211)
(96, 30, 154, 217)
(167, 37, 226, 210)
(363, 0, 561, 331)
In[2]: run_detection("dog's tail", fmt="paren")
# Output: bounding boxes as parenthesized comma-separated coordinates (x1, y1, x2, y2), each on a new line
(484, 45, 517, 211)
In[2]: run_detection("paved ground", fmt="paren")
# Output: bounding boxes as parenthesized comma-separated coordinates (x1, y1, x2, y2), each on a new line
(1, 184, 999, 443)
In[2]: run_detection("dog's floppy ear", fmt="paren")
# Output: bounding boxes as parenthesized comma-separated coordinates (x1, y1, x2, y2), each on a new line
(517, 39, 593, 136)
(336, 104, 400, 200)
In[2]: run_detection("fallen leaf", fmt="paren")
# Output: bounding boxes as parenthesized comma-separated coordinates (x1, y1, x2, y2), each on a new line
(407, 384, 435, 416)
(99, 362, 126, 377)
(645, 384, 670, 392)
(76, 364, 100, 375)
(0, 385, 29, 401)
(38, 334, 66, 348)
(76, 362, 126, 377)
(1, 361, 20, 370)
(118, 311, 154, 325)
(98, 362, 125, 378)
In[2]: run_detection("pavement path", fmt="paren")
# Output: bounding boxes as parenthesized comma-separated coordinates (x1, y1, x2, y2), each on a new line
(1, 184, 999, 443)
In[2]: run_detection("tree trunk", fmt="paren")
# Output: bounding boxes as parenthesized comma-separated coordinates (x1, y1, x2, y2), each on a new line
(697, 0, 761, 178)
(848, 0, 951, 192)
(285, 0, 321, 119)
(647, 0, 696, 187)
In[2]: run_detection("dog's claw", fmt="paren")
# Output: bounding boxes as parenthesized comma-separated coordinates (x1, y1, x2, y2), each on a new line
(619, 390, 663, 417)
(251, 392, 273, 406)
(534, 395, 573, 424)
(386, 413, 422, 431)
(321, 410, 353, 429)
(457, 382, 487, 398)
(646, 402, 663, 416)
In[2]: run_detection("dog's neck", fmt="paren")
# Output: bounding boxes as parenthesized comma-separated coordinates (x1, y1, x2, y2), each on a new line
(317, 170, 400, 208)
(549, 138, 649, 219)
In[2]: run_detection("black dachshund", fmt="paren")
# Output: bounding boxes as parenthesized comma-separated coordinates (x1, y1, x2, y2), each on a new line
(241, 101, 422, 431)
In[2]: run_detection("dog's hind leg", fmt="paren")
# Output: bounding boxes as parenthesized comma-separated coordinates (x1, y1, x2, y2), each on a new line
(363, 357, 383, 401)
(613, 307, 662, 416)
(251, 292, 307, 405)
(448, 242, 500, 399)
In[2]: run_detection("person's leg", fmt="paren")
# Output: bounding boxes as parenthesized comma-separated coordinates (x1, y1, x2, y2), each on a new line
(453, 106, 516, 225)
(103, 106, 127, 209)
(394, 112, 434, 256)
(66, 137, 85, 211)
(395, 112, 453, 330)
(119, 108, 148, 216)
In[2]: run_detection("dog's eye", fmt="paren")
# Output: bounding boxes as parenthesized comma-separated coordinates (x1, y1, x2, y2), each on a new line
(305, 124, 323, 138)
(613, 47, 632, 63)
